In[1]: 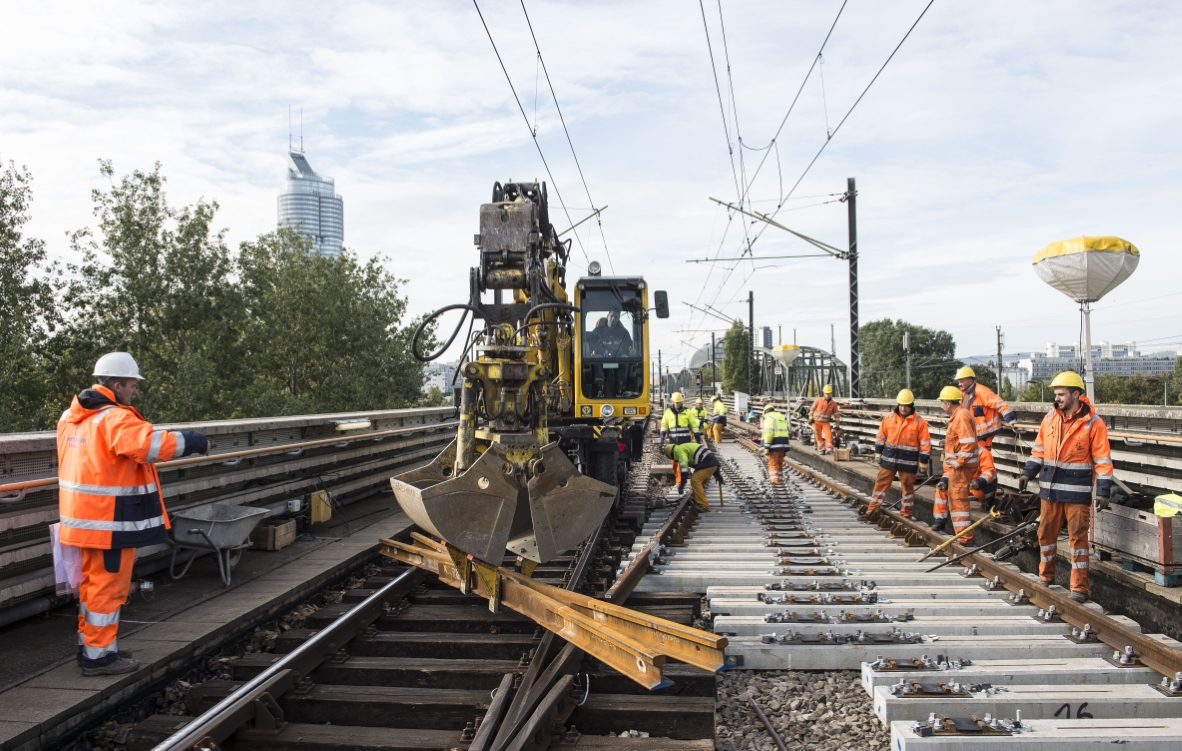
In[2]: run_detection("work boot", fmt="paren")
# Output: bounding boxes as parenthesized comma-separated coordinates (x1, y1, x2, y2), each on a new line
(81, 656, 140, 676)
(1068, 591, 1089, 604)
(929, 518, 950, 534)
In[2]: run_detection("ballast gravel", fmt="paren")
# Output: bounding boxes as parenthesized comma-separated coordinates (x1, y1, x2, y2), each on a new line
(715, 669, 888, 751)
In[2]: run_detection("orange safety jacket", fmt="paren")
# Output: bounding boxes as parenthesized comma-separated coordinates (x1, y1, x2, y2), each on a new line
(874, 409, 932, 473)
(810, 396, 840, 424)
(961, 382, 1015, 442)
(942, 405, 979, 472)
(56, 386, 184, 549)
(1022, 396, 1113, 504)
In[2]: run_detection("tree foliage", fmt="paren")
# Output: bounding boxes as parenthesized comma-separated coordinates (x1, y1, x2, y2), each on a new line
(858, 319, 960, 400)
(8, 160, 429, 429)
(721, 321, 750, 394)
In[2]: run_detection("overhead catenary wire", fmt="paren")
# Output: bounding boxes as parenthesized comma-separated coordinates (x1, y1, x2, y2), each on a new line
(519, 0, 614, 273)
(471, 0, 589, 266)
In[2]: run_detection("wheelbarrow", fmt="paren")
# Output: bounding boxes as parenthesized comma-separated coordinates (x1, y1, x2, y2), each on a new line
(169, 504, 270, 587)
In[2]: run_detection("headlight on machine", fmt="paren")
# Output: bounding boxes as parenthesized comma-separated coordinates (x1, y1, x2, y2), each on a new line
(600, 404, 615, 417)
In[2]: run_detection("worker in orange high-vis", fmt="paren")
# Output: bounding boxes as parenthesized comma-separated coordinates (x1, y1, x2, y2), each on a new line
(956, 367, 1016, 449)
(810, 385, 839, 455)
(933, 385, 979, 541)
(1018, 371, 1112, 603)
(760, 402, 792, 484)
(57, 353, 210, 676)
(970, 446, 998, 511)
(865, 390, 930, 519)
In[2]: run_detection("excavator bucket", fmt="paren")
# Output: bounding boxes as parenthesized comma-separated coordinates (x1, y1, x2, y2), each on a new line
(390, 440, 616, 564)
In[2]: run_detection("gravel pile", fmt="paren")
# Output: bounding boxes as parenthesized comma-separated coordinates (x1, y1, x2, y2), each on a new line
(715, 670, 888, 751)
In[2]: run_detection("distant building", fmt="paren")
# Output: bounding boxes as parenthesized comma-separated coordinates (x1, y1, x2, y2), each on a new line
(278, 151, 344, 256)
(1018, 341, 1177, 382)
(423, 361, 458, 396)
(762, 327, 773, 349)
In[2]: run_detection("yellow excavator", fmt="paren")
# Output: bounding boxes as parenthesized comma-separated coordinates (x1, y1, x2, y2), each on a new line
(395, 180, 668, 565)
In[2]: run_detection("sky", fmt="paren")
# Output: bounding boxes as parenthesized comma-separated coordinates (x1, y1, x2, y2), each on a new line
(3, 1, 1181, 374)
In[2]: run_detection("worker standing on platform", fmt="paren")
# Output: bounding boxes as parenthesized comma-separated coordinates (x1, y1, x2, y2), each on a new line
(760, 402, 792, 484)
(810, 385, 839, 455)
(660, 392, 701, 486)
(957, 365, 1015, 451)
(710, 395, 727, 444)
(933, 385, 979, 541)
(865, 390, 931, 519)
(664, 442, 723, 511)
(1018, 371, 1112, 603)
(57, 353, 209, 676)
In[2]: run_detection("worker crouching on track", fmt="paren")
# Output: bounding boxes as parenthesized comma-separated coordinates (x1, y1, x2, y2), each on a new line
(931, 386, 979, 541)
(660, 392, 702, 486)
(664, 442, 723, 511)
(1018, 371, 1112, 604)
(57, 353, 209, 676)
(710, 395, 727, 444)
(760, 402, 792, 484)
(866, 389, 930, 519)
(810, 385, 839, 454)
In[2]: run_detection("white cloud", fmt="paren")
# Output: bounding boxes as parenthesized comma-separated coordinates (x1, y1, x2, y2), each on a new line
(3, 0, 1181, 375)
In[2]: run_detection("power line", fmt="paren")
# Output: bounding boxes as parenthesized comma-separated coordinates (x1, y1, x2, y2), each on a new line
(471, 0, 589, 265)
(519, 0, 614, 273)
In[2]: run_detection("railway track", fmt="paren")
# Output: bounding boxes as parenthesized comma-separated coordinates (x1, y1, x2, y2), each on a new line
(621, 430, 1182, 749)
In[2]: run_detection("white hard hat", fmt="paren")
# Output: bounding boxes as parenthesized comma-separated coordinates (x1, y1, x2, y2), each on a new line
(93, 352, 144, 380)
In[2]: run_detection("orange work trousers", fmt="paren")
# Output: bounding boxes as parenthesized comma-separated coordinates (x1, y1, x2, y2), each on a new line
(690, 466, 718, 510)
(870, 468, 915, 517)
(813, 421, 833, 451)
(766, 450, 786, 484)
(77, 547, 135, 668)
(1038, 500, 1092, 594)
(946, 467, 975, 544)
(711, 423, 724, 444)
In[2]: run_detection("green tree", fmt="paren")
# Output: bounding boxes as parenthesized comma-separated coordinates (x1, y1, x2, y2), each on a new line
(237, 227, 427, 415)
(421, 385, 447, 407)
(721, 321, 749, 394)
(0, 158, 60, 431)
(858, 319, 959, 400)
(49, 161, 246, 422)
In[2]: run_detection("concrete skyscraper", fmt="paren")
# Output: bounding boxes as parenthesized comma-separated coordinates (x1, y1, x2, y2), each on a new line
(278, 151, 344, 256)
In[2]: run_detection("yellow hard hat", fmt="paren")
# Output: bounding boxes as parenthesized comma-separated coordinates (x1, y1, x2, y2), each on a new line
(663, 444, 675, 459)
(939, 385, 963, 402)
(762, 402, 776, 413)
(822, 384, 833, 394)
(896, 389, 915, 405)
(671, 392, 684, 403)
(954, 366, 976, 381)
(695, 398, 704, 405)
(1049, 370, 1085, 391)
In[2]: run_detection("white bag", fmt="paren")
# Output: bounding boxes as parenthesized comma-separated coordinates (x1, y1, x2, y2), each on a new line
(50, 523, 82, 596)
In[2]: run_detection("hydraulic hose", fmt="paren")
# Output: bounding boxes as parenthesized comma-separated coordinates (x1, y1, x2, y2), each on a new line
(411, 303, 484, 363)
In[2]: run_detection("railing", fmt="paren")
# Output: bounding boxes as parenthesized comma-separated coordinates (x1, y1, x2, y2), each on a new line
(0, 407, 456, 621)
(718, 395, 1182, 498)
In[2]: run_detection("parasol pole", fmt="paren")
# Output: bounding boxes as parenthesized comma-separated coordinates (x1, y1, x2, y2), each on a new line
(1083, 301, 1095, 401)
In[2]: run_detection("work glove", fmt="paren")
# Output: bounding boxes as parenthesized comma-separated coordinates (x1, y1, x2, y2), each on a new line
(1017, 476, 1030, 493)
(873, 452, 882, 465)
(1095, 495, 1111, 511)
(715, 472, 725, 486)
(936, 477, 949, 493)
(178, 431, 210, 457)
(918, 462, 929, 475)
(969, 478, 983, 492)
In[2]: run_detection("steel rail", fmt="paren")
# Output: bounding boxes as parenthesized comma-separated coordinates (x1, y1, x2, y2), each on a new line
(0, 420, 458, 494)
(149, 566, 426, 751)
(755, 438, 1182, 681)
(604, 493, 697, 602)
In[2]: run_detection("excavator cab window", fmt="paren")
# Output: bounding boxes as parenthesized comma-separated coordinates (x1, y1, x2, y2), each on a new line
(581, 289, 643, 399)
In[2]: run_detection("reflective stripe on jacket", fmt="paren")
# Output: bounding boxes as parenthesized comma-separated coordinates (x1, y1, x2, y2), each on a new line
(761, 410, 791, 450)
(1022, 396, 1113, 504)
(56, 386, 179, 549)
(874, 409, 931, 473)
(942, 406, 980, 471)
(661, 407, 700, 444)
(961, 382, 1015, 441)
(810, 396, 839, 423)
(690, 408, 708, 426)
(670, 442, 719, 472)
